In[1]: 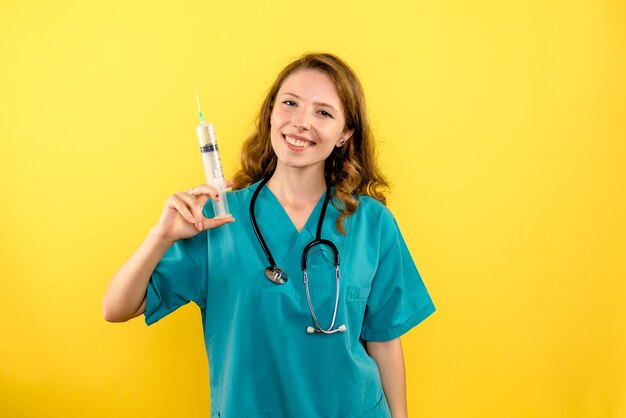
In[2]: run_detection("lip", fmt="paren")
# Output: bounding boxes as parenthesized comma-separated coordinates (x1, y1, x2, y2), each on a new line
(282, 133, 314, 143)
(281, 133, 315, 152)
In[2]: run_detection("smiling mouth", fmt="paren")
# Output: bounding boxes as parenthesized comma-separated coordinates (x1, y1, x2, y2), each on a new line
(282, 134, 314, 149)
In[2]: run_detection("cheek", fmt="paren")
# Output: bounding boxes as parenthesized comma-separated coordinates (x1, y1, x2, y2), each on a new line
(270, 115, 283, 140)
(269, 114, 283, 148)
(270, 108, 287, 128)
(321, 125, 345, 143)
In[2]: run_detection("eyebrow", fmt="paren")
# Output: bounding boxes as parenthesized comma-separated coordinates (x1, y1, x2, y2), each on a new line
(280, 92, 338, 112)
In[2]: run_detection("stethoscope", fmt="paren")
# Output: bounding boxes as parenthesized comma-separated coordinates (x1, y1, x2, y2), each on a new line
(250, 175, 346, 334)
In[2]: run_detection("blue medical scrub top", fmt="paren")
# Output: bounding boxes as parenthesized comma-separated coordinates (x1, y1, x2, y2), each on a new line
(145, 181, 436, 418)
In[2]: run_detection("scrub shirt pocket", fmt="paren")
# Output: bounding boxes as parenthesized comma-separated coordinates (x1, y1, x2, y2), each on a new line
(345, 285, 371, 348)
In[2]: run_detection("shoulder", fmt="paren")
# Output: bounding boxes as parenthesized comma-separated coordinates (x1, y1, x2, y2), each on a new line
(226, 182, 261, 212)
(354, 196, 410, 257)
(342, 194, 399, 241)
(354, 195, 396, 226)
(228, 183, 258, 201)
(231, 179, 266, 199)
(356, 194, 387, 211)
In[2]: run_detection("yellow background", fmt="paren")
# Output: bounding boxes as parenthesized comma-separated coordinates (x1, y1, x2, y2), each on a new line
(1, 0, 625, 417)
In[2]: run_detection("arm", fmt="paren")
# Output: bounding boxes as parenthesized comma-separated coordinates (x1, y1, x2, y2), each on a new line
(102, 227, 174, 322)
(365, 338, 408, 418)
(102, 185, 233, 322)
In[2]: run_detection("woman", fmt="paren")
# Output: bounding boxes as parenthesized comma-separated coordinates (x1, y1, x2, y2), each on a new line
(103, 53, 435, 418)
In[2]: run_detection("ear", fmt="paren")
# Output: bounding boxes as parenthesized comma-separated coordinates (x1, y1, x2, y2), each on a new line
(336, 129, 354, 147)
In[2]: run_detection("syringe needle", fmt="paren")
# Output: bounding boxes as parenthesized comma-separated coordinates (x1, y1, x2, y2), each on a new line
(195, 90, 204, 122)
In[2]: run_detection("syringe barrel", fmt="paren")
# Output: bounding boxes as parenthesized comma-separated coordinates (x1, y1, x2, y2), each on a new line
(196, 122, 230, 218)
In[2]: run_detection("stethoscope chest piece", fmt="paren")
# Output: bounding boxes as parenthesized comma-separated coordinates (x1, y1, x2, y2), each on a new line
(265, 266, 288, 284)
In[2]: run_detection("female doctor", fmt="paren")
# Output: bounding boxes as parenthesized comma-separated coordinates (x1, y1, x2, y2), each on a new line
(102, 53, 435, 418)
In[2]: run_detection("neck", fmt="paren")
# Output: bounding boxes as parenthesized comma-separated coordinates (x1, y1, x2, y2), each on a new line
(266, 163, 326, 205)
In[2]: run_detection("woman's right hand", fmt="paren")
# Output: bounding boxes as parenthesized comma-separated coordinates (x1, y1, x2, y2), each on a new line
(153, 184, 235, 243)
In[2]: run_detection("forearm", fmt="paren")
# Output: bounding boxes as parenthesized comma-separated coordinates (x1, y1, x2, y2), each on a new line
(365, 338, 408, 418)
(102, 227, 174, 322)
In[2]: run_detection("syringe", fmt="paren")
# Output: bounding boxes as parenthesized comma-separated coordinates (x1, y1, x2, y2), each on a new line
(195, 91, 231, 218)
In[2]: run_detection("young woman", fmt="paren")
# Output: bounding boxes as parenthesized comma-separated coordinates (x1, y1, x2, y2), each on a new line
(103, 53, 435, 418)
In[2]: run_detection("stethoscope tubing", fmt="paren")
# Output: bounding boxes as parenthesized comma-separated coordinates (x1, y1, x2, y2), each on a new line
(303, 265, 342, 334)
(249, 175, 278, 268)
(249, 174, 345, 335)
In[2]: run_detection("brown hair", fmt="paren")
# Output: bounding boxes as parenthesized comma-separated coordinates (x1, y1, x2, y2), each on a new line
(232, 52, 389, 234)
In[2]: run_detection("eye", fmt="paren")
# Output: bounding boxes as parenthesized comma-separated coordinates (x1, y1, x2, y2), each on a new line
(319, 110, 334, 118)
(282, 100, 297, 107)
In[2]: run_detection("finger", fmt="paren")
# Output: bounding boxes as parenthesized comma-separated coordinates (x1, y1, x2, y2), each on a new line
(200, 215, 235, 230)
(176, 191, 206, 222)
(167, 195, 197, 225)
(197, 193, 210, 208)
(190, 192, 218, 222)
(189, 184, 220, 201)
(224, 179, 233, 189)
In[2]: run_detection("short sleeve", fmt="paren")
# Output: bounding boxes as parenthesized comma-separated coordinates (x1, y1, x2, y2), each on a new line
(144, 231, 208, 325)
(360, 214, 436, 341)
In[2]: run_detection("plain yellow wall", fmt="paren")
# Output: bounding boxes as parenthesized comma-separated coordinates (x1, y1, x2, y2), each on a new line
(1, 0, 625, 417)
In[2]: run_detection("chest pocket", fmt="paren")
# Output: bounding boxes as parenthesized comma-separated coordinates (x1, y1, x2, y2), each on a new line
(346, 285, 370, 303)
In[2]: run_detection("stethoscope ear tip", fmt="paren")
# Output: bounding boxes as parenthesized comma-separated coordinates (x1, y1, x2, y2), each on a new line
(306, 326, 315, 334)
(338, 324, 347, 332)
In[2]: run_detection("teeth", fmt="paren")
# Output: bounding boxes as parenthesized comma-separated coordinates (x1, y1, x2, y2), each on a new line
(284, 135, 310, 148)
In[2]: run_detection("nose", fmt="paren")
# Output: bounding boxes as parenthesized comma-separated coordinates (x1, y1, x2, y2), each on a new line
(292, 107, 311, 131)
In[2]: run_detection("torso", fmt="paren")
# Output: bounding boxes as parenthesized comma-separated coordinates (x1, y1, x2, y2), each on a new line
(199, 181, 394, 417)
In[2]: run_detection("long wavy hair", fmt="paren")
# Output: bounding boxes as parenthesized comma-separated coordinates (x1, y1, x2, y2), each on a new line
(232, 52, 389, 234)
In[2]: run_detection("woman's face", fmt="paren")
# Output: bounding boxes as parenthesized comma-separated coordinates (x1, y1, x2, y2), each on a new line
(269, 69, 353, 173)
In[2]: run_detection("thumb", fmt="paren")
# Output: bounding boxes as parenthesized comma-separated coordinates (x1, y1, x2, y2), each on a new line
(200, 215, 235, 230)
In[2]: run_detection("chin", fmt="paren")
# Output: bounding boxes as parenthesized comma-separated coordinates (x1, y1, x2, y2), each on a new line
(280, 160, 310, 169)
(276, 157, 324, 172)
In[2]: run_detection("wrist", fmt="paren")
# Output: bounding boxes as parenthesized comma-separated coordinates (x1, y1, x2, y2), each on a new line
(148, 225, 176, 247)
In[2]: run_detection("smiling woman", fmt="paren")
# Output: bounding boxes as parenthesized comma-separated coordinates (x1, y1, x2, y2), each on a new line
(268, 70, 354, 187)
(102, 52, 436, 418)
(233, 53, 389, 235)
